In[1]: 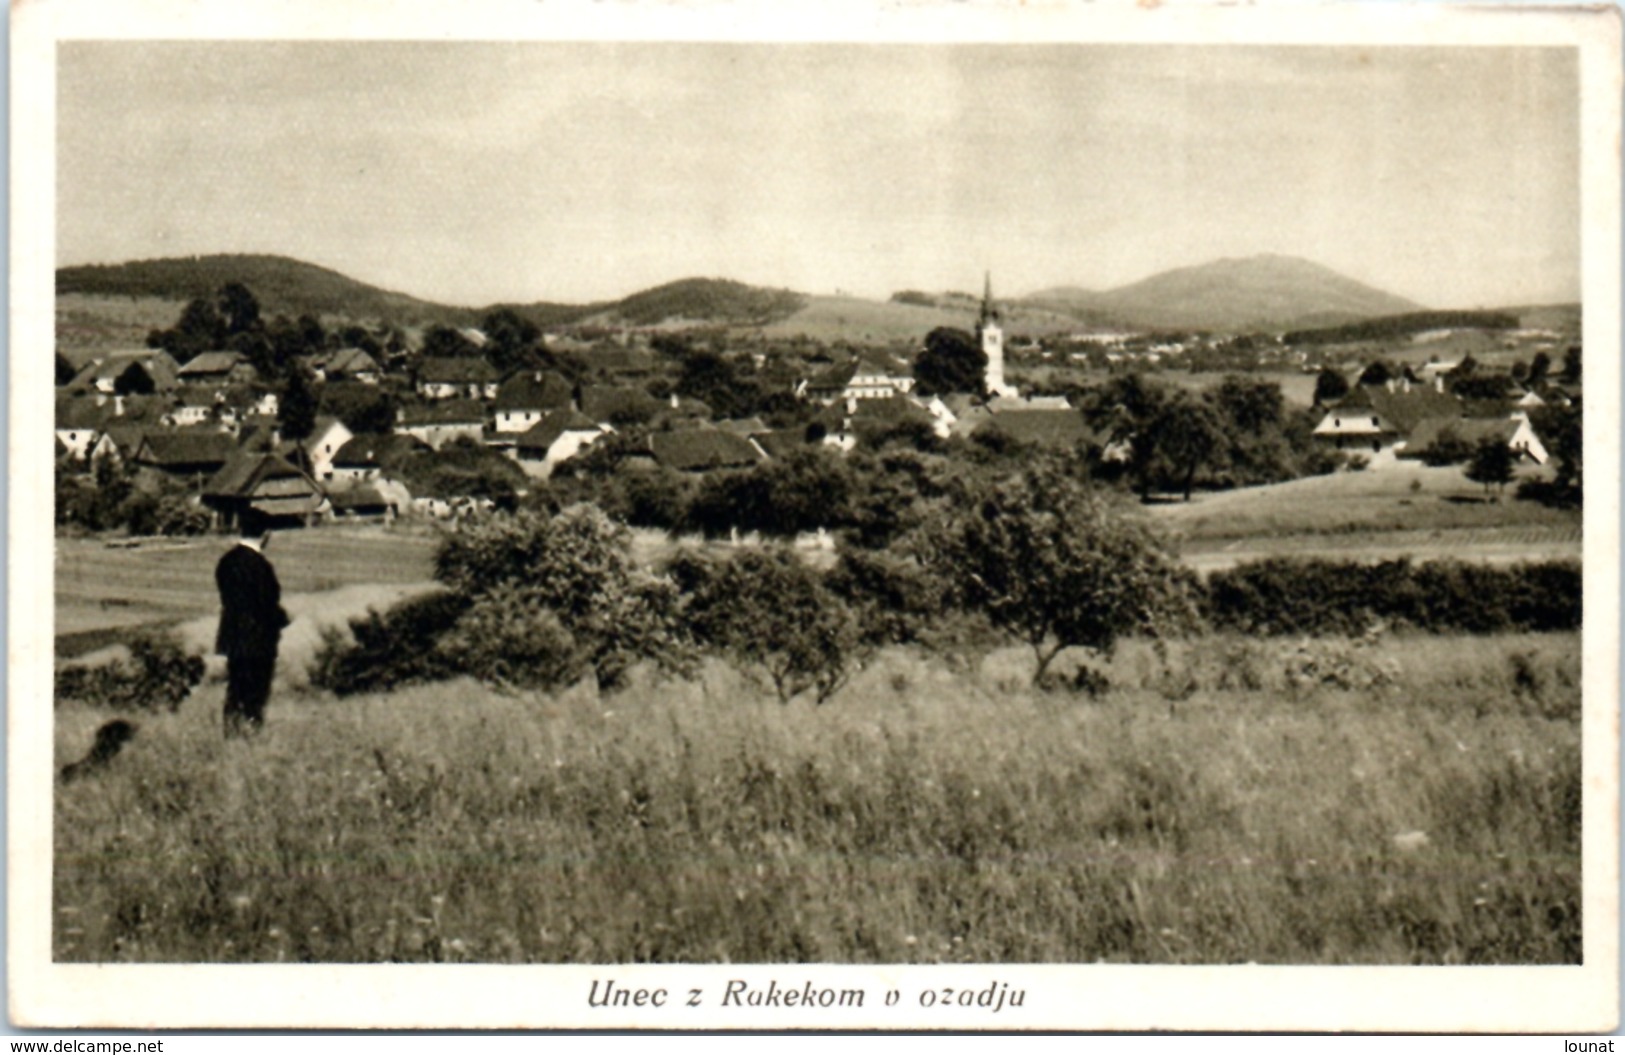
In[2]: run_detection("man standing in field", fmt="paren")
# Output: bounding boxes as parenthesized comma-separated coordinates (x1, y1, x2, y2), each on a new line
(214, 528, 290, 738)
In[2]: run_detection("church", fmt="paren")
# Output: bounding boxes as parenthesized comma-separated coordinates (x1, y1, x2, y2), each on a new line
(976, 272, 1020, 399)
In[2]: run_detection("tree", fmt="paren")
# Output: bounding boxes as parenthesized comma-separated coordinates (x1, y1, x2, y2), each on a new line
(481, 308, 545, 376)
(913, 327, 986, 397)
(278, 364, 319, 442)
(1151, 393, 1232, 501)
(1465, 435, 1516, 496)
(217, 282, 262, 337)
(1527, 351, 1553, 387)
(913, 461, 1198, 685)
(113, 361, 155, 396)
(56, 353, 77, 386)
(1357, 361, 1392, 387)
(669, 547, 863, 704)
(319, 382, 397, 434)
(1530, 404, 1582, 494)
(146, 296, 226, 363)
(1313, 368, 1350, 405)
(1562, 344, 1581, 383)
(1420, 425, 1475, 466)
(419, 324, 479, 359)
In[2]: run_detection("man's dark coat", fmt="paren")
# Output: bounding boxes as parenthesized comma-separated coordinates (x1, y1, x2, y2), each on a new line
(214, 543, 289, 658)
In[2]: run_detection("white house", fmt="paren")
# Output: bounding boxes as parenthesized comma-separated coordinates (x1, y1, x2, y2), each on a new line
(303, 417, 356, 481)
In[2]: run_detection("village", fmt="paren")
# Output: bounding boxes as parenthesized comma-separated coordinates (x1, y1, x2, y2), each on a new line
(52, 275, 1582, 541)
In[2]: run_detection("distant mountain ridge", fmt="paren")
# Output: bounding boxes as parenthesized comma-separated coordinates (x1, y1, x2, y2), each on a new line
(1024, 253, 1423, 332)
(60, 251, 1429, 337)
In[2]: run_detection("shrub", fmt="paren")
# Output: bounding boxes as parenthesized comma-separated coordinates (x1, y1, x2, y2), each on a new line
(433, 584, 582, 691)
(308, 590, 471, 696)
(55, 633, 205, 712)
(670, 547, 864, 704)
(1205, 558, 1581, 636)
(434, 504, 693, 691)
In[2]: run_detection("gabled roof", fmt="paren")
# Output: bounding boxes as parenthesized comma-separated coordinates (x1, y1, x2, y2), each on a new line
(975, 407, 1102, 447)
(56, 397, 115, 431)
(98, 424, 149, 457)
(1406, 416, 1523, 452)
(649, 428, 765, 471)
(322, 347, 381, 375)
(752, 429, 814, 459)
(827, 395, 936, 430)
(203, 452, 325, 519)
(1337, 384, 1462, 435)
(70, 350, 182, 393)
(416, 357, 498, 384)
(716, 417, 769, 437)
(1459, 398, 1518, 420)
(806, 354, 912, 392)
(399, 399, 487, 427)
(176, 351, 246, 377)
(134, 429, 238, 468)
(516, 410, 602, 453)
(494, 370, 574, 411)
(332, 432, 431, 468)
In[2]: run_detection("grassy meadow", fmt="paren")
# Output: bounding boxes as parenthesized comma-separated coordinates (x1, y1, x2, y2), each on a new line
(54, 632, 1580, 965)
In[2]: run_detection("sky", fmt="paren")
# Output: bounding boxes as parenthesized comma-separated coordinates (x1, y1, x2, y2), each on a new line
(57, 42, 1581, 310)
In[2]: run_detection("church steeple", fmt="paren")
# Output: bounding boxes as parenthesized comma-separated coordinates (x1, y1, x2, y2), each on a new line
(976, 270, 1016, 398)
(979, 271, 1000, 326)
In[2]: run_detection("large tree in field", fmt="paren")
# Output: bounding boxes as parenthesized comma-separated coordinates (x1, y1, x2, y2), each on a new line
(913, 461, 1197, 685)
(1153, 393, 1233, 501)
(913, 327, 986, 396)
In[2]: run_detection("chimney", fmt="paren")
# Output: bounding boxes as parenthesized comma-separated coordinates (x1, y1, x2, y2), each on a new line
(669, 393, 680, 410)
(113, 395, 125, 417)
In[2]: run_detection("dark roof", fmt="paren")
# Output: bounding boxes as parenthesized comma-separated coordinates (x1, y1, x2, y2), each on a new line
(1406, 416, 1522, 452)
(1338, 385, 1463, 435)
(1459, 399, 1518, 419)
(649, 428, 765, 471)
(321, 347, 381, 375)
(753, 429, 816, 458)
(399, 400, 487, 426)
(806, 354, 912, 392)
(416, 357, 498, 384)
(976, 408, 1101, 447)
(99, 424, 149, 456)
(494, 371, 574, 411)
(176, 351, 245, 377)
(846, 395, 935, 427)
(516, 410, 602, 453)
(70, 350, 181, 392)
(56, 397, 115, 431)
(716, 417, 770, 436)
(332, 432, 430, 468)
(134, 430, 238, 468)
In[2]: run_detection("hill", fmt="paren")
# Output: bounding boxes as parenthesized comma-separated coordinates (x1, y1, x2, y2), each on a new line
(1026, 254, 1422, 333)
(574, 278, 807, 328)
(57, 254, 475, 326)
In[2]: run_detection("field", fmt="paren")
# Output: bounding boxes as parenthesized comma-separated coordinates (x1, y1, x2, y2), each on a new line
(1146, 462, 1581, 569)
(55, 527, 440, 657)
(53, 632, 1580, 964)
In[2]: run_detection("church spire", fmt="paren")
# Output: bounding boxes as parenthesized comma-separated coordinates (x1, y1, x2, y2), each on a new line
(979, 271, 998, 325)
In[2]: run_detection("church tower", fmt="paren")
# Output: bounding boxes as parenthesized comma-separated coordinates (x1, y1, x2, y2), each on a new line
(977, 272, 1017, 398)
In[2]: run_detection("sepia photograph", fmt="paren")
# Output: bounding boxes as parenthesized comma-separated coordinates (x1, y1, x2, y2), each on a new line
(11, 0, 1620, 1032)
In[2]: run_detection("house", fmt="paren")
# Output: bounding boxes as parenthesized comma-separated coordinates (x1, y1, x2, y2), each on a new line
(176, 351, 257, 386)
(316, 347, 383, 385)
(202, 451, 329, 532)
(797, 353, 915, 404)
(303, 417, 356, 482)
(819, 394, 943, 451)
(493, 370, 574, 433)
(54, 397, 115, 459)
(1313, 383, 1462, 461)
(329, 433, 430, 483)
(67, 350, 182, 396)
(415, 357, 500, 400)
(513, 409, 607, 478)
(648, 427, 766, 472)
(398, 400, 487, 450)
(1403, 416, 1549, 465)
(89, 424, 149, 466)
(130, 429, 238, 491)
(971, 406, 1105, 451)
(716, 417, 770, 438)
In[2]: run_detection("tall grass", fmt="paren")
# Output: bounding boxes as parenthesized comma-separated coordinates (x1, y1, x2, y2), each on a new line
(54, 633, 1580, 964)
